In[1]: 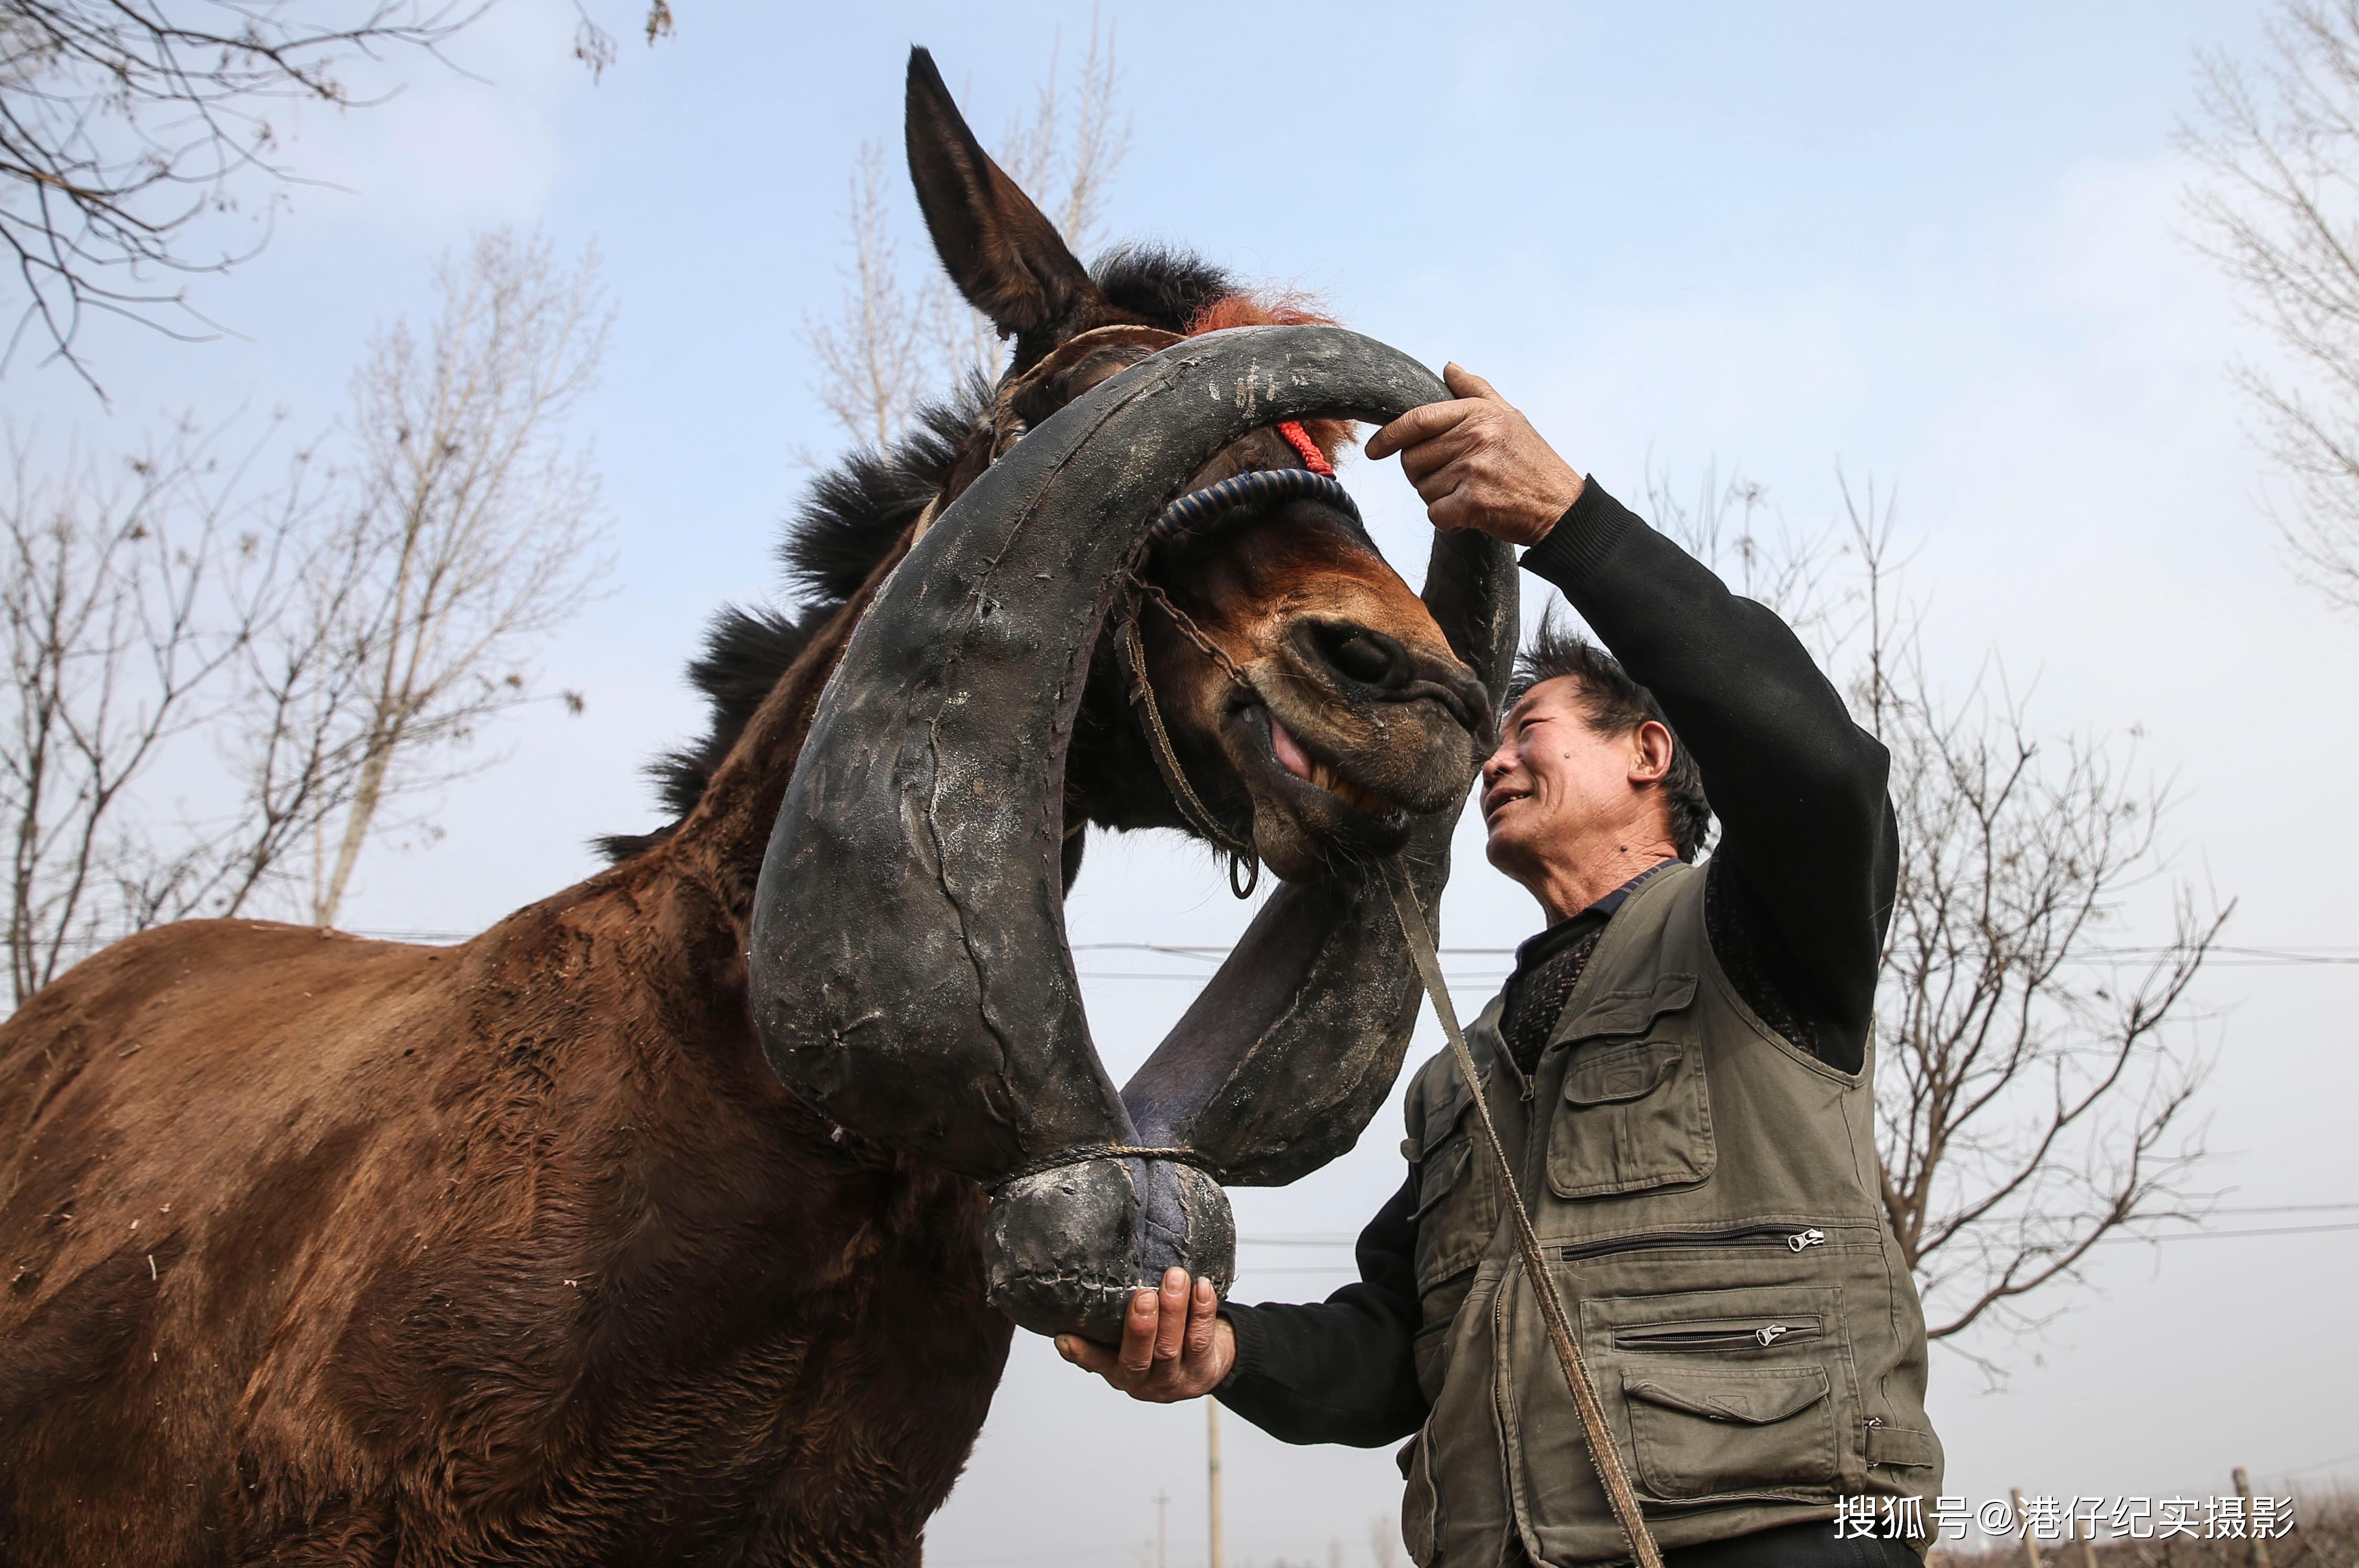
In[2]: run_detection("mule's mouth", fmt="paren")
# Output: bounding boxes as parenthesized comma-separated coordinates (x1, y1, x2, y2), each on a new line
(1214, 700, 1421, 880)
(1267, 713, 1404, 819)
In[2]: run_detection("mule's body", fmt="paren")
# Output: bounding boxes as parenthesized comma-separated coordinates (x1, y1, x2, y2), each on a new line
(2, 591, 1005, 1561)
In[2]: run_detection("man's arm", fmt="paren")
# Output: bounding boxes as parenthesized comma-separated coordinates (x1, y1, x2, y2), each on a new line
(1057, 1172, 1429, 1447)
(1518, 482, 1892, 1067)
(1368, 365, 1895, 1069)
(1216, 1172, 1428, 1447)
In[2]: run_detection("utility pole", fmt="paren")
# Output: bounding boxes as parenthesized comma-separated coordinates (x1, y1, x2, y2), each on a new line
(1156, 1490, 1170, 1568)
(2013, 1491, 2045, 1568)
(1207, 1401, 1225, 1568)
(2233, 1469, 2275, 1568)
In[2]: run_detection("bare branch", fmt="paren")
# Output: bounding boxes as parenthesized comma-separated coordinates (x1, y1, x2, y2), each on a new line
(803, 141, 930, 450)
(1, 228, 611, 996)
(0, 413, 330, 1002)
(307, 225, 611, 924)
(569, 3, 676, 85)
(1650, 464, 2225, 1368)
(803, 14, 1130, 449)
(0, 1, 515, 392)
(2184, 0, 2359, 613)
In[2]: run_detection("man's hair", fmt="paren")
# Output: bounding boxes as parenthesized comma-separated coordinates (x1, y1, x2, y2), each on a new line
(1504, 614, 1713, 861)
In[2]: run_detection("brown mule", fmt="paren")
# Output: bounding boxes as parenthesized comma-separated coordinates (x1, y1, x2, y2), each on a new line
(0, 50, 1512, 1566)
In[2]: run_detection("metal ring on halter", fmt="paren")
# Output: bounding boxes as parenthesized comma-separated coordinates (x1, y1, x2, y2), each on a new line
(1144, 468, 1362, 549)
(1228, 851, 1258, 900)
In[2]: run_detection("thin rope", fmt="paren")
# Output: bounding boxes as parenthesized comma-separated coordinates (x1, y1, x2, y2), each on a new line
(1124, 575, 1255, 692)
(992, 1142, 1223, 1191)
(1381, 860, 1666, 1568)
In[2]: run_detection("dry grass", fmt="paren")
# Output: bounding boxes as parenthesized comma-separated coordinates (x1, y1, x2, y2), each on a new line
(1929, 1488, 2355, 1568)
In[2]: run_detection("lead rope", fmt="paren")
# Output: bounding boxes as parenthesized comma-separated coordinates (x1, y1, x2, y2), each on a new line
(1380, 860, 1666, 1568)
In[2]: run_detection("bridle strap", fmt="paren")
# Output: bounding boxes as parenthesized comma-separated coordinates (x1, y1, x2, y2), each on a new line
(1116, 586, 1261, 898)
(1104, 452, 1369, 900)
(990, 323, 1188, 457)
(1380, 861, 1667, 1568)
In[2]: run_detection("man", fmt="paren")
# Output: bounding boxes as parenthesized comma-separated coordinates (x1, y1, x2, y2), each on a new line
(1058, 367, 1943, 1568)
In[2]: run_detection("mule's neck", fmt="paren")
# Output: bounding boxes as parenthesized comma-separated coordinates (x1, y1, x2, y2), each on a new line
(663, 531, 914, 932)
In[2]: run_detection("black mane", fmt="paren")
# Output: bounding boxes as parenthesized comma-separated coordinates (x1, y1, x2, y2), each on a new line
(595, 246, 1237, 862)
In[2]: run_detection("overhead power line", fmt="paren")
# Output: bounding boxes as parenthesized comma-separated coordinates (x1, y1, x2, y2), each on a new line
(41, 933, 2359, 975)
(1230, 1206, 2359, 1270)
(1068, 940, 2359, 972)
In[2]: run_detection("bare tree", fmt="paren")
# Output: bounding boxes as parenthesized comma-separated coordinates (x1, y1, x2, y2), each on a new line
(0, 0, 497, 387)
(2184, 0, 2359, 613)
(0, 416, 331, 1004)
(920, 12, 1129, 385)
(1, 226, 611, 1003)
(804, 139, 934, 449)
(802, 13, 1130, 449)
(306, 226, 609, 925)
(1645, 468, 2224, 1362)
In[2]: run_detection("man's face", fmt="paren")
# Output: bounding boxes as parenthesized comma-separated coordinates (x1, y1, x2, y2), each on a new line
(1480, 677, 1657, 885)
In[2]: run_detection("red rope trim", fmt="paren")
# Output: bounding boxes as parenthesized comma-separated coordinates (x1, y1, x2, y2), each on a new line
(1277, 419, 1334, 477)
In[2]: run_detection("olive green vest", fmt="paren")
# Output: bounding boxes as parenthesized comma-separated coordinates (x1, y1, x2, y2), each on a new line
(1397, 864, 1941, 1566)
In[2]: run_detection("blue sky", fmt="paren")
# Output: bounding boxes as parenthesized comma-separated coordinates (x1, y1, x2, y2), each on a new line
(18, 1, 2358, 1560)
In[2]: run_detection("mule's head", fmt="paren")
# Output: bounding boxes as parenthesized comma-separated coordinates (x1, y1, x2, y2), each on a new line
(902, 50, 1490, 885)
(744, 54, 1520, 1343)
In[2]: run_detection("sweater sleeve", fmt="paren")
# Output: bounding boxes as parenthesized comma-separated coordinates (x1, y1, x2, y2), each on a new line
(1213, 1171, 1428, 1447)
(1519, 480, 1897, 1070)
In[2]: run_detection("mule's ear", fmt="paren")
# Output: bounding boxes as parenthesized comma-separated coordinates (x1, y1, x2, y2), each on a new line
(906, 47, 1103, 365)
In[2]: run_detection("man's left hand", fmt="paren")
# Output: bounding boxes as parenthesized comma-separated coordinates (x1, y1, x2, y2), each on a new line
(1364, 363, 1585, 547)
(1055, 1267, 1234, 1402)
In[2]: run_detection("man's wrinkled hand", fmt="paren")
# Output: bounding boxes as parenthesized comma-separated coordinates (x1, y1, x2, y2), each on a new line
(1364, 363, 1585, 547)
(1055, 1267, 1235, 1403)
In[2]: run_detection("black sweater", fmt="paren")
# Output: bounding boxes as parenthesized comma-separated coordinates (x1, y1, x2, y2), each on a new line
(1215, 478, 1898, 1449)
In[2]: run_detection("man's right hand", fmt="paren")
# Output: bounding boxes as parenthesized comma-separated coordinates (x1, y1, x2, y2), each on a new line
(1055, 1267, 1235, 1402)
(1363, 363, 1585, 547)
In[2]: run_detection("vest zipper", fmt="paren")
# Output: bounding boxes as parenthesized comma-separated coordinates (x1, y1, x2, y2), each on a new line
(1557, 1225, 1832, 1263)
(1612, 1317, 1826, 1353)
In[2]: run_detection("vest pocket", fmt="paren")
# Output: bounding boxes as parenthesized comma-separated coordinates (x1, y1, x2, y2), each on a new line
(1559, 1283, 1866, 1509)
(1412, 1119, 1498, 1294)
(1622, 1366, 1839, 1500)
(1546, 1033, 1715, 1198)
(1401, 1426, 1440, 1566)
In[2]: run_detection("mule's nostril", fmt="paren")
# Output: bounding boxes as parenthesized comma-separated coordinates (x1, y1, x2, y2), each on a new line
(1312, 623, 1409, 689)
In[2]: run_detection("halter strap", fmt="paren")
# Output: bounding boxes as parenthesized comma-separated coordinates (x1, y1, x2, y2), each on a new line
(1115, 589, 1262, 899)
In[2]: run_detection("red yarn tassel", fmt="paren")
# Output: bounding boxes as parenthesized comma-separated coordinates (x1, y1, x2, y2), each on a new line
(1277, 420, 1334, 477)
